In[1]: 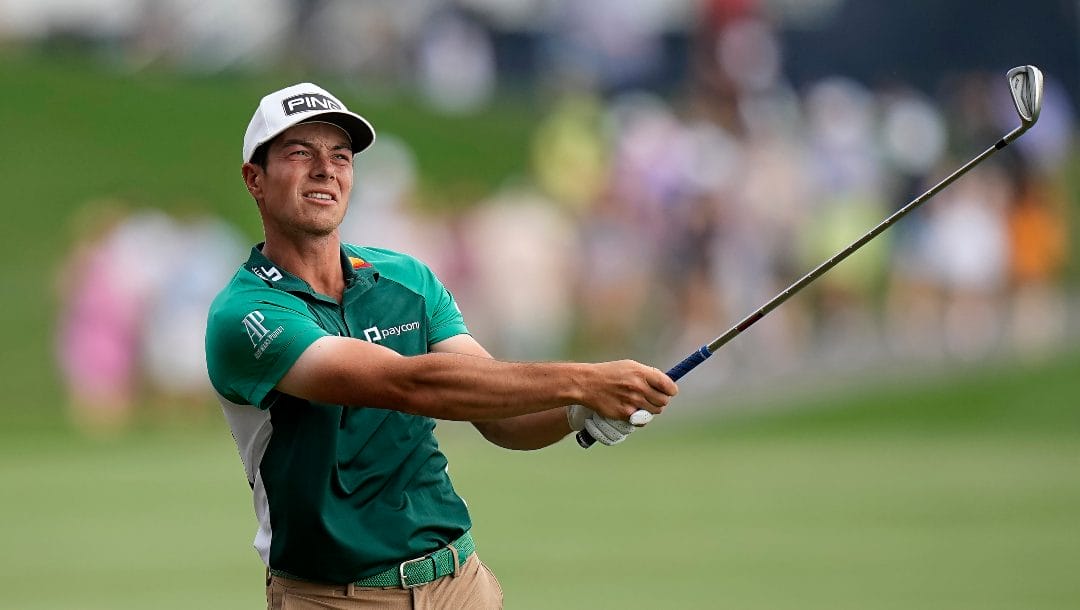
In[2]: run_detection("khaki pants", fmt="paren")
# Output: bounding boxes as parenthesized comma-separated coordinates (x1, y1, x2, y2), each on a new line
(266, 554, 504, 609)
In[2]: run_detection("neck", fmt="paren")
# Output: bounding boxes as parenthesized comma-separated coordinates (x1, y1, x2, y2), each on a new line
(261, 230, 345, 301)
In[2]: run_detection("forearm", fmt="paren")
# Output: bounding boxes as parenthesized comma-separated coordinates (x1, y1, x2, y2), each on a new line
(279, 335, 675, 424)
(472, 408, 574, 451)
(279, 338, 590, 420)
(388, 353, 588, 421)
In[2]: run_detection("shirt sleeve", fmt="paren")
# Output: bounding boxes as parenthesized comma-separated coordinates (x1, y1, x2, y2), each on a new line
(205, 290, 329, 409)
(414, 263, 469, 346)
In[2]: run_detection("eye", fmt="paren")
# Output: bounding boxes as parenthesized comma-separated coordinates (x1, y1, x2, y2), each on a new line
(290, 149, 311, 157)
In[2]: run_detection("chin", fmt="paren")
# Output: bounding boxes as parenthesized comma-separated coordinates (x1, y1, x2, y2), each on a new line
(300, 214, 345, 237)
(305, 224, 340, 238)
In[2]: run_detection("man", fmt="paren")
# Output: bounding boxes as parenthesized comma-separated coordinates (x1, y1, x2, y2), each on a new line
(205, 83, 678, 609)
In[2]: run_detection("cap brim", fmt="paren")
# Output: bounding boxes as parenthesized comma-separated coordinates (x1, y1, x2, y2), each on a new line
(301, 111, 376, 154)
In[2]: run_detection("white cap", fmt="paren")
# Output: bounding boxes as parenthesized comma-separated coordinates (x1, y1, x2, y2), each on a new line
(242, 82, 376, 163)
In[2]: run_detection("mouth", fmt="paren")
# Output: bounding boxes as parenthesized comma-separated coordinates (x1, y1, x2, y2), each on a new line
(302, 190, 337, 204)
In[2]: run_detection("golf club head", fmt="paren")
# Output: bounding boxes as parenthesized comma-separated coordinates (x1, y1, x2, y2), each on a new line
(1007, 65, 1043, 127)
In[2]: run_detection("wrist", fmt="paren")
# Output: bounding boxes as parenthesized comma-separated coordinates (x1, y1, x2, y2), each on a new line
(560, 362, 591, 407)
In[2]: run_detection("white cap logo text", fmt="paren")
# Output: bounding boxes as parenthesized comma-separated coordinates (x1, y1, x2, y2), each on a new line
(282, 93, 342, 116)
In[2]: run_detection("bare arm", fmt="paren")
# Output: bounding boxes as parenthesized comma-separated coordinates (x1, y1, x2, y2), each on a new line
(431, 334, 578, 450)
(275, 335, 676, 423)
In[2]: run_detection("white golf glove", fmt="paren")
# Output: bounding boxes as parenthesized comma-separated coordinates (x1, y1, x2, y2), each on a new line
(567, 405, 649, 446)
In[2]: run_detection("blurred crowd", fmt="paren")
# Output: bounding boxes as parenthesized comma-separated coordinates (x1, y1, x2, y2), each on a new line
(43, 0, 1076, 434)
(55, 202, 247, 434)
(357, 76, 1073, 371)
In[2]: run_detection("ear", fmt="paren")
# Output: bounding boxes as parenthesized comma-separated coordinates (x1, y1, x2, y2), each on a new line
(242, 163, 264, 201)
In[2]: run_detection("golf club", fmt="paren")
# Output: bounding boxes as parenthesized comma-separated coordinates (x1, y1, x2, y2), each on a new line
(579, 64, 1044, 449)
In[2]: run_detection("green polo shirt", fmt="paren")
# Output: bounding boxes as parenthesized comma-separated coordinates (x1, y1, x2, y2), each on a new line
(205, 243, 472, 584)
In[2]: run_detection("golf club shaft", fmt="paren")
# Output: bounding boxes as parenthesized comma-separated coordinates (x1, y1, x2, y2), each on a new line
(577, 124, 1027, 449)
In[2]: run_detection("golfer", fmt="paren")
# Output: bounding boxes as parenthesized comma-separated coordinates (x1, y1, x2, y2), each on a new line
(205, 83, 678, 609)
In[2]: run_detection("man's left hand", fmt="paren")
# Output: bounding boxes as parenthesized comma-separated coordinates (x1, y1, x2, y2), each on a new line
(567, 405, 649, 446)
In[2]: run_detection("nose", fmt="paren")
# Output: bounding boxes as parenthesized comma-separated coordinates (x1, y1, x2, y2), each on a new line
(310, 151, 335, 180)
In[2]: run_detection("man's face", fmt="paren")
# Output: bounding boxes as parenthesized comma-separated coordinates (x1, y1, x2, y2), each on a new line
(245, 121, 354, 238)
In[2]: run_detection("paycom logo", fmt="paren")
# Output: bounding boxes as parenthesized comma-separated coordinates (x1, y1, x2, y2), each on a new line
(362, 321, 420, 343)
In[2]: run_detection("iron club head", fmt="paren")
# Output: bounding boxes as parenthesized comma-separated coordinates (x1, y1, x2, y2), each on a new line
(1007, 65, 1044, 127)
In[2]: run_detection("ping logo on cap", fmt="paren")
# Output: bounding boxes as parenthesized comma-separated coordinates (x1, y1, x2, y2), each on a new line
(281, 93, 342, 116)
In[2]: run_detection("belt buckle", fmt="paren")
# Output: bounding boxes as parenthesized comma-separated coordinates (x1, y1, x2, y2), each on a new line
(398, 554, 432, 589)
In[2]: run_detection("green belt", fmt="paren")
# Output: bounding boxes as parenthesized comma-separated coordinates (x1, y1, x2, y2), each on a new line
(271, 531, 474, 589)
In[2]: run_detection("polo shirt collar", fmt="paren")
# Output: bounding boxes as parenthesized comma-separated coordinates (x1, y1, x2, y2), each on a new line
(244, 243, 379, 299)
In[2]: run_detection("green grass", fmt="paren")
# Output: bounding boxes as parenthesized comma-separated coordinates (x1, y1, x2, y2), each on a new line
(2, 350, 1077, 609)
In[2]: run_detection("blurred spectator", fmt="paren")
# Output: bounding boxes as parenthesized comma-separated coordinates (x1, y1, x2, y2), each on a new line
(537, 0, 670, 93)
(574, 188, 660, 360)
(140, 209, 246, 416)
(716, 17, 782, 97)
(292, 0, 409, 80)
(883, 178, 945, 359)
(148, 0, 285, 71)
(945, 71, 1002, 154)
(2, 0, 140, 43)
(688, 0, 763, 132)
(56, 201, 247, 436)
(55, 200, 142, 437)
(604, 92, 691, 241)
(1005, 165, 1070, 359)
(664, 192, 723, 361)
(879, 85, 948, 181)
(339, 133, 454, 274)
(531, 92, 609, 213)
(800, 77, 889, 352)
(878, 85, 948, 358)
(463, 186, 578, 360)
(714, 111, 813, 368)
(925, 164, 1011, 360)
(416, 9, 497, 114)
(55, 204, 178, 435)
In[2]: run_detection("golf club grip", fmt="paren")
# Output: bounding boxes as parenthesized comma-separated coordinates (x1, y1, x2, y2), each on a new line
(576, 346, 713, 448)
(665, 345, 713, 382)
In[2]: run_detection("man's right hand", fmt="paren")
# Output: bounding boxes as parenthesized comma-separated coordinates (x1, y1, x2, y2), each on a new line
(577, 360, 678, 421)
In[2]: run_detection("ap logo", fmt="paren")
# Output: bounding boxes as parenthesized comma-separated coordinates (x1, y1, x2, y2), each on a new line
(243, 311, 270, 346)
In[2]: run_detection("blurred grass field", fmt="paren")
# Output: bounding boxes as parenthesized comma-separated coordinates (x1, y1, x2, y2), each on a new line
(2, 52, 1078, 609)
(1, 349, 1077, 609)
